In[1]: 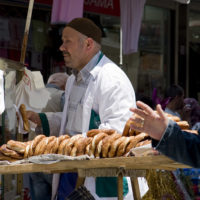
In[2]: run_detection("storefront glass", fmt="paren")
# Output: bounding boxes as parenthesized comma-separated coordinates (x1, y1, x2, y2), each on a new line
(87, 5, 172, 100)
(188, 10, 200, 101)
(137, 5, 171, 99)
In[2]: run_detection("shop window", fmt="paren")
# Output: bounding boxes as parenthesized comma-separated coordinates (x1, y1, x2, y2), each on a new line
(138, 5, 171, 99)
(188, 10, 200, 100)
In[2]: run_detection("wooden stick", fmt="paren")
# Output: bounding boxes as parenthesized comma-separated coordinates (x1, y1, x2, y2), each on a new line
(17, 1, 35, 198)
(20, 0, 35, 64)
(117, 172, 123, 200)
(131, 177, 141, 200)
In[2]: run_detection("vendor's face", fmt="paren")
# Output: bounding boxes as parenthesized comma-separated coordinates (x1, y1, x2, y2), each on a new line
(60, 27, 88, 71)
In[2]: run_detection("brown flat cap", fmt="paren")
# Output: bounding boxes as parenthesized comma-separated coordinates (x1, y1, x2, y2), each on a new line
(66, 17, 102, 44)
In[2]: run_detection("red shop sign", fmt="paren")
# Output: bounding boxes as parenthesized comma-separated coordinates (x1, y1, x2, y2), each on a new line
(24, 0, 53, 5)
(84, 0, 120, 16)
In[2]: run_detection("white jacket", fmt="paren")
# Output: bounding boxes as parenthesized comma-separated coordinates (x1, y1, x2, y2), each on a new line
(47, 55, 136, 200)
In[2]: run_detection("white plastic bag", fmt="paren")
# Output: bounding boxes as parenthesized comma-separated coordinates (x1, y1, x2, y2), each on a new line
(15, 68, 50, 112)
(0, 69, 5, 114)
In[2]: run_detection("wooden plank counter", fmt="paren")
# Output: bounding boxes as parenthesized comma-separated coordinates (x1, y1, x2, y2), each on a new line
(0, 155, 190, 175)
(0, 155, 191, 200)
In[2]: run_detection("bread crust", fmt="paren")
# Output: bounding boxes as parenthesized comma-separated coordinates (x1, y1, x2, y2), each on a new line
(19, 104, 30, 132)
(91, 133, 107, 156)
(116, 137, 130, 157)
(76, 137, 92, 156)
(0, 144, 23, 159)
(64, 134, 83, 156)
(176, 121, 190, 129)
(125, 133, 149, 153)
(135, 139, 151, 147)
(58, 138, 70, 155)
(87, 129, 102, 137)
(7, 140, 26, 154)
(101, 133, 121, 158)
(183, 129, 198, 135)
(122, 120, 131, 136)
(44, 137, 57, 154)
(108, 136, 126, 158)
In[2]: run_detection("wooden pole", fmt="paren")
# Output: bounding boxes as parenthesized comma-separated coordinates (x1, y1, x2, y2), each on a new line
(117, 172, 123, 200)
(20, 0, 35, 64)
(17, 1, 35, 199)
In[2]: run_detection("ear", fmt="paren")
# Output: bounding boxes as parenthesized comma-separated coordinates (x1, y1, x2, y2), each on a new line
(85, 38, 94, 49)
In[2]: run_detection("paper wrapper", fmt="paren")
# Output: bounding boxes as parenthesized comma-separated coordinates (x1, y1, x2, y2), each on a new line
(127, 143, 160, 157)
(0, 154, 93, 165)
(0, 70, 5, 115)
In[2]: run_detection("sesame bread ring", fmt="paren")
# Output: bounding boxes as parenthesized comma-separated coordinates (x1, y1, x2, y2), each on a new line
(122, 120, 131, 136)
(50, 138, 59, 154)
(58, 135, 70, 145)
(85, 143, 93, 157)
(176, 121, 190, 129)
(87, 129, 102, 137)
(58, 138, 70, 155)
(76, 137, 92, 156)
(65, 134, 83, 155)
(116, 137, 131, 157)
(108, 136, 126, 158)
(24, 144, 30, 158)
(0, 151, 19, 161)
(19, 104, 30, 132)
(125, 133, 149, 153)
(27, 140, 34, 157)
(135, 139, 151, 147)
(101, 133, 121, 158)
(103, 129, 118, 135)
(95, 140, 102, 158)
(0, 144, 23, 159)
(34, 137, 48, 155)
(38, 136, 55, 155)
(44, 137, 57, 154)
(164, 113, 181, 122)
(183, 129, 198, 135)
(70, 137, 88, 157)
(167, 115, 181, 122)
(7, 140, 26, 154)
(91, 132, 107, 156)
(32, 135, 46, 151)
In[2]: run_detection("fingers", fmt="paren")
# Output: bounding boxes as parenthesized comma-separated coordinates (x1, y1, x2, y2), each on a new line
(130, 107, 146, 119)
(130, 101, 154, 119)
(156, 104, 166, 120)
(136, 101, 154, 115)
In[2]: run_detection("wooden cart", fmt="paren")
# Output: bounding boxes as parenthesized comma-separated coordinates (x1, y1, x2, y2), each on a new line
(0, 155, 190, 200)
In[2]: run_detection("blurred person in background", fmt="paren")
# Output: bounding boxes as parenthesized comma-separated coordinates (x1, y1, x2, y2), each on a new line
(164, 84, 185, 119)
(182, 98, 200, 132)
(43, 72, 69, 112)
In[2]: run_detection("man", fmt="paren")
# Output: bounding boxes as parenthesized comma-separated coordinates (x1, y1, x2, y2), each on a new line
(42, 72, 69, 112)
(129, 101, 200, 168)
(27, 18, 137, 200)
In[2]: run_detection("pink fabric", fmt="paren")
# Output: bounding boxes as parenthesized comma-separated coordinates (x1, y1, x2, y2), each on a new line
(51, 0, 84, 24)
(120, 0, 146, 54)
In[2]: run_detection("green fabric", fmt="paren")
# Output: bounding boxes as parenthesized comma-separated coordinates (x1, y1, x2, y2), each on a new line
(89, 110, 101, 130)
(89, 110, 129, 198)
(96, 177, 128, 197)
(39, 113, 50, 136)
